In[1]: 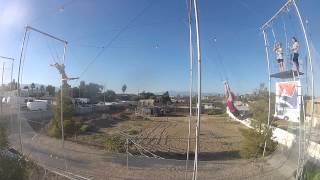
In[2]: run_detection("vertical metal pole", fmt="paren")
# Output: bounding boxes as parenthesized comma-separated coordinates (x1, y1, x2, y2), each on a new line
(104, 85, 106, 104)
(186, 0, 193, 177)
(17, 27, 29, 153)
(61, 43, 67, 148)
(126, 138, 129, 170)
(292, 1, 314, 178)
(262, 30, 272, 158)
(10, 62, 14, 90)
(1, 62, 5, 87)
(192, 0, 202, 179)
(60, 79, 64, 147)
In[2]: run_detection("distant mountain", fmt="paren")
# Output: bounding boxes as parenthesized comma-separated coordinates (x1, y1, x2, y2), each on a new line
(156, 90, 220, 97)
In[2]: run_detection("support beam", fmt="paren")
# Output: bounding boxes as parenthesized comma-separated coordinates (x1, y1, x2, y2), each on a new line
(26, 26, 68, 44)
(261, 0, 293, 31)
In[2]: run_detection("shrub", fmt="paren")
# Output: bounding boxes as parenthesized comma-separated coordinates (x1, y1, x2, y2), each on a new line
(0, 154, 27, 180)
(105, 135, 126, 153)
(80, 124, 90, 133)
(128, 129, 139, 135)
(119, 113, 130, 120)
(239, 127, 277, 159)
(300, 161, 320, 180)
(207, 108, 224, 115)
(0, 122, 8, 150)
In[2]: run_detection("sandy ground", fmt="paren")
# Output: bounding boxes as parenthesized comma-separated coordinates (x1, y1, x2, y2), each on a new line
(6, 112, 293, 180)
(76, 114, 245, 160)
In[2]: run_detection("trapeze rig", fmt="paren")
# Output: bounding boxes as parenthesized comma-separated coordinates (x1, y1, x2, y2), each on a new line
(261, 0, 315, 179)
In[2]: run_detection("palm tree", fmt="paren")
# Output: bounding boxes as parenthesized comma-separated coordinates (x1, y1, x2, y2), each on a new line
(30, 83, 35, 96)
(122, 84, 127, 94)
(40, 85, 45, 96)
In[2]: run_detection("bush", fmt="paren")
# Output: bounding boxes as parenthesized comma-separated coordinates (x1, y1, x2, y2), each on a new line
(300, 161, 320, 180)
(105, 135, 126, 153)
(207, 108, 224, 115)
(80, 124, 90, 133)
(0, 154, 27, 180)
(239, 128, 277, 159)
(119, 113, 130, 120)
(128, 129, 139, 135)
(0, 122, 8, 150)
(48, 119, 80, 138)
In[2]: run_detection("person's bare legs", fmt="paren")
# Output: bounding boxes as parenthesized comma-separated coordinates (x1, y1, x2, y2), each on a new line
(280, 62, 285, 72)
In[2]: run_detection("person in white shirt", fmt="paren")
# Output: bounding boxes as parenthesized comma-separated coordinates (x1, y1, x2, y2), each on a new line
(273, 42, 285, 72)
(291, 37, 300, 72)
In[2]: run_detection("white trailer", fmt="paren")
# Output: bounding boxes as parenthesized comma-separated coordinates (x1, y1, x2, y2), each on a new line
(27, 100, 48, 111)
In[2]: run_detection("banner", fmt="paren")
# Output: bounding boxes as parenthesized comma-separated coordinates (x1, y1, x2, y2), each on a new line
(275, 81, 301, 122)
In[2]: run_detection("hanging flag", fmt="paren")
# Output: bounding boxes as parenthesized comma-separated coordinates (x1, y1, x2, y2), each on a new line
(275, 81, 301, 122)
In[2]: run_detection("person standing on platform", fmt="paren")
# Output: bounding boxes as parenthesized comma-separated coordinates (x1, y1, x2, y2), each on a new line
(273, 42, 285, 72)
(291, 37, 300, 72)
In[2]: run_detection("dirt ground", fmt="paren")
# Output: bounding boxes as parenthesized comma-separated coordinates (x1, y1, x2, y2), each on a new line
(76, 113, 247, 161)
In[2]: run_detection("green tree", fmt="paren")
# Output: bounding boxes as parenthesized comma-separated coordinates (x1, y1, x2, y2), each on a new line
(30, 83, 35, 96)
(77, 81, 103, 102)
(139, 91, 155, 100)
(40, 85, 45, 96)
(48, 88, 77, 138)
(160, 91, 171, 105)
(122, 84, 127, 94)
(46, 85, 55, 96)
(103, 90, 117, 102)
(240, 83, 277, 159)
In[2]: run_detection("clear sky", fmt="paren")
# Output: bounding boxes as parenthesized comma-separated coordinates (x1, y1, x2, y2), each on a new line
(0, 0, 319, 94)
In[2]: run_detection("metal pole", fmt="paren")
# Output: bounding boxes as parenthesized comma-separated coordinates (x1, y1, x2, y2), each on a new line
(104, 85, 106, 104)
(186, 0, 193, 177)
(10, 62, 14, 90)
(292, 0, 314, 178)
(262, 30, 272, 158)
(1, 62, 5, 87)
(192, 0, 202, 179)
(61, 43, 67, 148)
(260, 0, 293, 31)
(26, 26, 68, 44)
(126, 138, 129, 170)
(60, 79, 64, 147)
(17, 27, 29, 153)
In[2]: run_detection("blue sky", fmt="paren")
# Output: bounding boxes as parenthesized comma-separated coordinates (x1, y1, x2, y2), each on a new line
(0, 0, 319, 94)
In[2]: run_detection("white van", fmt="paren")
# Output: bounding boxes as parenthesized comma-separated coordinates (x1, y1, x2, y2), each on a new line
(27, 100, 48, 111)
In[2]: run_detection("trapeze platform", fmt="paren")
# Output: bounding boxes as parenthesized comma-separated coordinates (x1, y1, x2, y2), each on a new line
(270, 70, 304, 79)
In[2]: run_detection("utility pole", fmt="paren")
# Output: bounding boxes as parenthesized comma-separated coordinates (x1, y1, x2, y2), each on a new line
(1, 62, 5, 87)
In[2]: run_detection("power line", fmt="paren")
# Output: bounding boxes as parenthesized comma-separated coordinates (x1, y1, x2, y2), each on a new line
(76, 1, 154, 79)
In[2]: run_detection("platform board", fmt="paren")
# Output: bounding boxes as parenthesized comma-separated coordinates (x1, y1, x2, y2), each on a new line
(270, 70, 304, 79)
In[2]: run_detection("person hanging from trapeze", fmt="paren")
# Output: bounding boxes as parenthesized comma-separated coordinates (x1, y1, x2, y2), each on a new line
(273, 42, 285, 72)
(51, 63, 68, 80)
(224, 81, 241, 119)
(291, 36, 300, 72)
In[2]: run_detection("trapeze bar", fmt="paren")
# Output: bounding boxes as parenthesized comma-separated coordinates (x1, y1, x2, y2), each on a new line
(270, 70, 304, 79)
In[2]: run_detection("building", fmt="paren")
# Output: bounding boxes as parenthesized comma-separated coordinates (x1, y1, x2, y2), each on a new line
(306, 97, 320, 127)
(137, 99, 165, 117)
